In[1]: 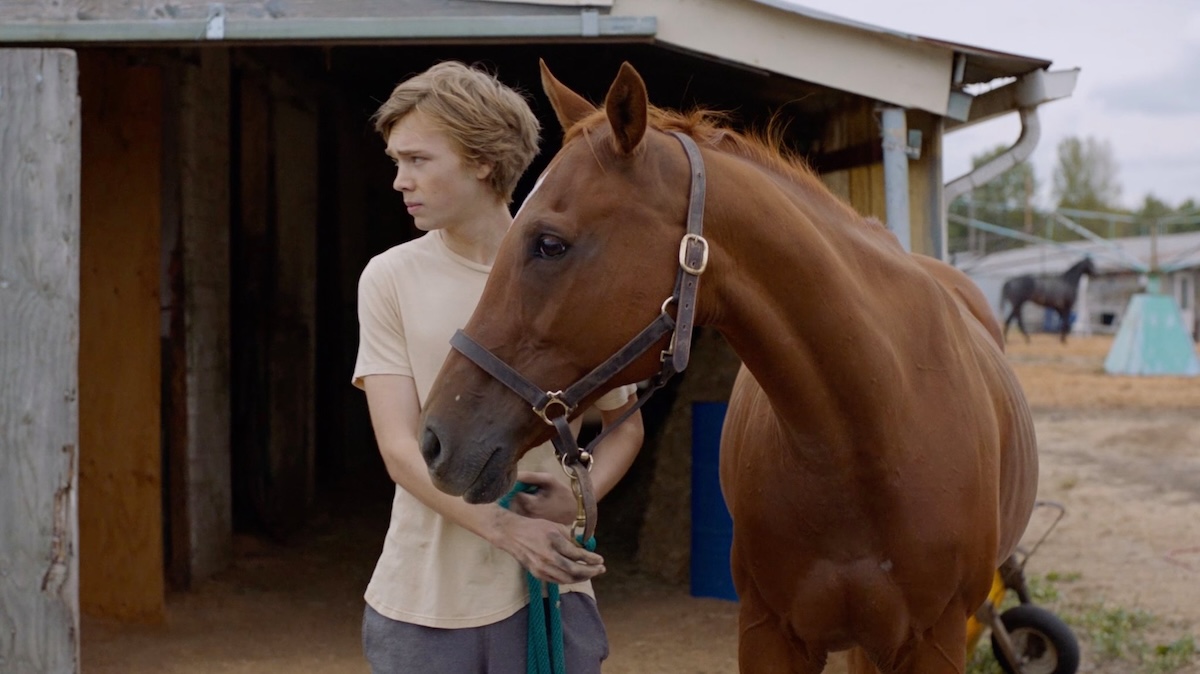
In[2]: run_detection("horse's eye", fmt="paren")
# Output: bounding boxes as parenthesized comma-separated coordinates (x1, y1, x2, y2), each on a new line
(534, 234, 569, 259)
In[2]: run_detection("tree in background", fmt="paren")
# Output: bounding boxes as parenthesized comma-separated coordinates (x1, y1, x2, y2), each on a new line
(1052, 136, 1121, 212)
(948, 144, 1040, 254)
(946, 135, 1199, 259)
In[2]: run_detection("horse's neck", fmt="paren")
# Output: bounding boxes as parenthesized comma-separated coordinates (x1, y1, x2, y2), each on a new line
(1063, 265, 1088, 286)
(700, 157, 916, 439)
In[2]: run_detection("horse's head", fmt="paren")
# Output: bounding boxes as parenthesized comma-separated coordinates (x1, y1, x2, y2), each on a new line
(419, 61, 699, 503)
(1081, 256, 1096, 276)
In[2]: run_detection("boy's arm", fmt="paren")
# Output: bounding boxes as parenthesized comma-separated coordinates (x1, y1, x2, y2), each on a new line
(363, 374, 606, 584)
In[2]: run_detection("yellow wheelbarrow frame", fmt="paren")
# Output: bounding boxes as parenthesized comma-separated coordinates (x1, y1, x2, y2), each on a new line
(965, 501, 1080, 674)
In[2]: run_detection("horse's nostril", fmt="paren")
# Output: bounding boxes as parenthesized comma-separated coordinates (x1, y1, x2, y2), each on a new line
(419, 426, 442, 468)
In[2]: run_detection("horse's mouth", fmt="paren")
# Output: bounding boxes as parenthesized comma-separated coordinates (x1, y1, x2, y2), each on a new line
(431, 444, 517, 505)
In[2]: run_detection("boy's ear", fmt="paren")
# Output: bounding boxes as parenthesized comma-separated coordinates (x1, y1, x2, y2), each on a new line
(475, 163, 494, 181)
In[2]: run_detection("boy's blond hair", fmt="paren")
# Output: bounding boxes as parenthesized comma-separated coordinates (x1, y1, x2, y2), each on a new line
(373, 61, 540, 203)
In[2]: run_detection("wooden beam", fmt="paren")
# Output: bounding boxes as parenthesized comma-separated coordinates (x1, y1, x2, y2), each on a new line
(179, 48, 234, 582)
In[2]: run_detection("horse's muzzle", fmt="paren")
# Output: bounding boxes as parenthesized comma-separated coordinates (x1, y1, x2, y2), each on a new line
(419, 420, 517, 504)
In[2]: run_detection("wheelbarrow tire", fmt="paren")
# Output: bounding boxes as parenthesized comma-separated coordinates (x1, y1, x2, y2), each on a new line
(991, 604, 1080, 674)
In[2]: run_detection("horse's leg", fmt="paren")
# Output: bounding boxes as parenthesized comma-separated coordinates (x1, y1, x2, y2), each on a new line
(1013, 303, 1031, 344)
(1059, 308, 1071, 343)
(889, 603, 969, 674)
(736, 584, 825, 674)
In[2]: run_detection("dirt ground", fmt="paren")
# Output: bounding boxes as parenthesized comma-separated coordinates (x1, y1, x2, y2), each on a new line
(81, 334, 1200, 673)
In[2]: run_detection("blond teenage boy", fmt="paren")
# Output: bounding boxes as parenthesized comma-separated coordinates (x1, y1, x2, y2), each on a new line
(353, 61, 643, 673)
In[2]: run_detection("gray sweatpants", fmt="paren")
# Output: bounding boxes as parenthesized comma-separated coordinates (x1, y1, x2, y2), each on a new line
(363, 593, 609, 674)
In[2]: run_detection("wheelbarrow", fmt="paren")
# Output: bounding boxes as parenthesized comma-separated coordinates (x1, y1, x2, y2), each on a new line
(965, 501, 1081, 673)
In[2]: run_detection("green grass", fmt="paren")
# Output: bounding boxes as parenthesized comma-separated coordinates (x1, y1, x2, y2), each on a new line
(966, 570, 1198, 674)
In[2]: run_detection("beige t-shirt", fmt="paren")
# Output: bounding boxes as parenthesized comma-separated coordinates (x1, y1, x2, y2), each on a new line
(353, 229, 635, 628)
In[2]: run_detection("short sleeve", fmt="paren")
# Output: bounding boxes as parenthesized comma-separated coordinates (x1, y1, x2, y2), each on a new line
(352, 257, 413, 389)
(594, 383, 637, 411)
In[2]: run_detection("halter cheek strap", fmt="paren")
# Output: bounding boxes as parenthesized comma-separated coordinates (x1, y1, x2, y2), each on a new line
(449, 131, 709, 543)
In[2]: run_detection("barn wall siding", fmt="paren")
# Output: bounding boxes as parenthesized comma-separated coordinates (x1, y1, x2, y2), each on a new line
(818, 102, 940, 257)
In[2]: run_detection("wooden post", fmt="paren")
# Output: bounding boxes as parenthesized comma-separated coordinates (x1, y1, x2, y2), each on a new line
(179, 48, 234, 583)
(77, 50, 165, 623)
(0, 48, 82, 674)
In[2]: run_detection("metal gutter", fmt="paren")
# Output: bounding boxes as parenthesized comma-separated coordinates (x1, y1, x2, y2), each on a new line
(944, 105, 1041, 206)
(0, 12, 656, 44)
(943, 68, 1078, 206)
(947, 69, 1079, 132)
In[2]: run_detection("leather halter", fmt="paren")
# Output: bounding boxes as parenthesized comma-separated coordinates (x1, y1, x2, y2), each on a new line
(449, 131, 709, 542)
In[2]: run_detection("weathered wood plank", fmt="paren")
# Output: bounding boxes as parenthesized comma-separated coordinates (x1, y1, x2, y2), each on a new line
(0, 47, 81, 674)
(77, 49, 164, 623)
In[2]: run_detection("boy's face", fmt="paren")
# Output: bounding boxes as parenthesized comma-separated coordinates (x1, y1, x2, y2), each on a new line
(385, 109, 496, 233)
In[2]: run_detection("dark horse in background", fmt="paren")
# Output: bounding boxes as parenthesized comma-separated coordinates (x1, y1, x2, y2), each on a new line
(1001, 256, 1095, 344)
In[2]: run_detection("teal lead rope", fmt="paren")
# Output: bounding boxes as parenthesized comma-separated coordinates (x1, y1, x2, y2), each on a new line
(499, 481, 597, 674)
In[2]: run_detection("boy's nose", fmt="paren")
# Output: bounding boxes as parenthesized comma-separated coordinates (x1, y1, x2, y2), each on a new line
(393, 170, 413, 192)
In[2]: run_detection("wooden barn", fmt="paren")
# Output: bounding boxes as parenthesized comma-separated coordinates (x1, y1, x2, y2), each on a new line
(0, 1, 1077, 669)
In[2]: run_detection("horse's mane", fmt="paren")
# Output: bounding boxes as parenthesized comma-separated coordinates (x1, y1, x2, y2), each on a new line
(566, 105, 826, 192)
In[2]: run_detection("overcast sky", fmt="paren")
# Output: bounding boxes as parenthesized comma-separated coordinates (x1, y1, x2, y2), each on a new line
(789, 0, 1200, 211)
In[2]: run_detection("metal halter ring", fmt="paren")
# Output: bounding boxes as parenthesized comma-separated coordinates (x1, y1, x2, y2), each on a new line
(561, 450, 593, 476)
(533, 391, 573, 425)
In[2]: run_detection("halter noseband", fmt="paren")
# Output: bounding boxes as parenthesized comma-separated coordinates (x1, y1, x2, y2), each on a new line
(449, 131, 709, 543)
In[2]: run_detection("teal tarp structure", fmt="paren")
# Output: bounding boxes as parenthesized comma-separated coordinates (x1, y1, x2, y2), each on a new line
(1104, 294, 1200, 376)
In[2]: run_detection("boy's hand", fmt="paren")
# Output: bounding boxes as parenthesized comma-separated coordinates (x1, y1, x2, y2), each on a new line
(508, 471, 578, 526)
(492, 508, 605, 584)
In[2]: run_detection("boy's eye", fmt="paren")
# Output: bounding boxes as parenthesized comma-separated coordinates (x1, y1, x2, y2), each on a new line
(533, 234, 569, 259)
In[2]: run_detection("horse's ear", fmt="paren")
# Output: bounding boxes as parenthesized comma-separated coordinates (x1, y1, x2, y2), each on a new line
(540, 59, 596, 132)
(604, 62, 648, 155)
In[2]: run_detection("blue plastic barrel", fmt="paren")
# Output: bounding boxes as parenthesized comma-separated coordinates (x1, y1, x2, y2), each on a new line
(690, 401, 738, 601)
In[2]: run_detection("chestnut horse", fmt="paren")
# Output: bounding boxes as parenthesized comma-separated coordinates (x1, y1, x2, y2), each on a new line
(419, 62, 1039, 673)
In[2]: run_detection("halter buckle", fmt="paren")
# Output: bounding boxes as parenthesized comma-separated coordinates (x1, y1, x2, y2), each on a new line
(679, 233, 709, 276)
(534, 391, 573, 426)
